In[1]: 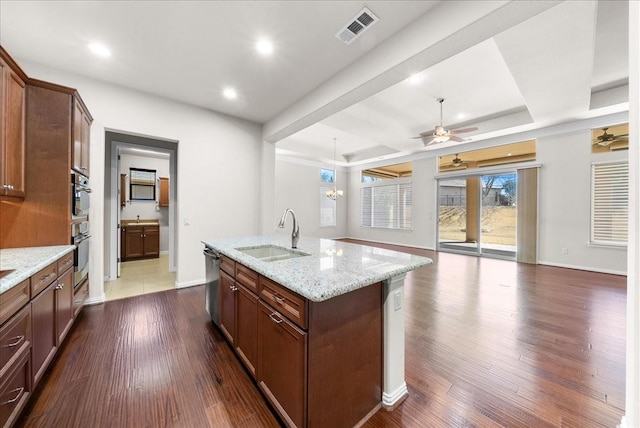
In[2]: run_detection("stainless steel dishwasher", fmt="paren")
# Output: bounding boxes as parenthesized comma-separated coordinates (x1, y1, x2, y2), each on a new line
(203, 246, 220, 326)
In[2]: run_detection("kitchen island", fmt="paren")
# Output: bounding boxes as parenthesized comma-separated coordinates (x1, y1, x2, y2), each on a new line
(202, 235, 432, 428)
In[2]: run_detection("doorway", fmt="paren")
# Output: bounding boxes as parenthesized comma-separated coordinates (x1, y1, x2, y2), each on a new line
(103, 130, 178, 300)
(437, 172, 517, 260)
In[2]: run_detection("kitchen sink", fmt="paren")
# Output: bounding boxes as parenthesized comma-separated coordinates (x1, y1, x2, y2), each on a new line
(0, 269, 15, 279)
(235, 245, 310, 262)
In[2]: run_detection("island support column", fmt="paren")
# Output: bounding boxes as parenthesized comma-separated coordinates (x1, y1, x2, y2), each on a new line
(382, 273, 408, 409)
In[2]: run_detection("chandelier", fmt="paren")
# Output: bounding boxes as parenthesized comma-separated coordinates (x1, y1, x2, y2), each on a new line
(325, 138, 344, 200)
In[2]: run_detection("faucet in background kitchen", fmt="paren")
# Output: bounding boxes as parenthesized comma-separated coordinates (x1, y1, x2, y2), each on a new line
(136, 215, 140, 223)
(278, 208, 299, 249)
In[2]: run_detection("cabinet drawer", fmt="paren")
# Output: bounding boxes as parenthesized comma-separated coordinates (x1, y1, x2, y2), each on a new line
(30, 262, 57, 298)
(143, 225, 159, 233)
(220, 255, 235, 277)
(0, 304, 31, 380)
(236, 263, 258, 293)
(73, 277, 89, 318)
(259, 276, 307, 330)
(57, 251, 74, 274)
(0, 279, 29, 326)
(0, 348, 30, 428)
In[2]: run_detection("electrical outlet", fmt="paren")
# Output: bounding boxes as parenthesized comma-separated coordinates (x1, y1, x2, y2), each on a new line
(394, 290, 402, 311)
(184, 217, 190, 226)
(561, 247, 568, 255)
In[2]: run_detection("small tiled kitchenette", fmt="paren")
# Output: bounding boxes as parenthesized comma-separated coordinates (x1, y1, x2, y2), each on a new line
(0, 46, 91, 427)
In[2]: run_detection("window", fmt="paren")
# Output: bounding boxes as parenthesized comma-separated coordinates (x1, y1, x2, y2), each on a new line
(361, 182, 412, 229)
(130, 168, 156, 201)
(320, 168, 336, 227)
(591, 161, 628, 245)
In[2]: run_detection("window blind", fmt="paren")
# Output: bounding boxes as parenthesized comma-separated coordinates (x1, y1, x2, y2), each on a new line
(361, 183, 412, 229)
(591, 161, 628, 245)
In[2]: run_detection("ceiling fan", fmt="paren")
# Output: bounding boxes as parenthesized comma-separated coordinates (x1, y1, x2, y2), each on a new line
(593, 127, 628, 147)
(450, 154, 467, 168)
(412, 98, 478, 146)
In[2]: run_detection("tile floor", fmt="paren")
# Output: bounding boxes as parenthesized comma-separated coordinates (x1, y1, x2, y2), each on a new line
(104, 254, 175, 301)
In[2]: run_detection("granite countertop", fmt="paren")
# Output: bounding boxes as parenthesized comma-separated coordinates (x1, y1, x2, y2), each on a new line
(0, 245, 75, 294)
(202, 236, 432, 302)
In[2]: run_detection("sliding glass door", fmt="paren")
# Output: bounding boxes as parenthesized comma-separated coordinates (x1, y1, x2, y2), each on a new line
(437, 172, 517, 259)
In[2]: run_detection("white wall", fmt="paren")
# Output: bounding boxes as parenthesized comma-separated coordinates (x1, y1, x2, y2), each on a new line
(119, 152, 170, 252)
(342, 128, 627, 274)
(274, 158, 347, 239)
(537, 129, 627, 274)
(346, 157, 438, 249)
(18, 60, 266, 300)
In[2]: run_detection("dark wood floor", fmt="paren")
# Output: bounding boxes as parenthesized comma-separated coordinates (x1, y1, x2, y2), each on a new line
(16, 243, 626, 427)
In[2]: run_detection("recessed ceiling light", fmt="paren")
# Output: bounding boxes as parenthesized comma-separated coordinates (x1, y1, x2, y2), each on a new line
(88, 42, 111, 58)
(457, 113, 466, 120)
(255, 39, 274, 55)
(223, 87, 237, 100)
(406, 73, 424, 85)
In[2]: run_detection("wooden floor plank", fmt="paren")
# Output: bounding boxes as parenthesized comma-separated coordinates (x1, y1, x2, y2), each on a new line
(16, 242, 626, 427)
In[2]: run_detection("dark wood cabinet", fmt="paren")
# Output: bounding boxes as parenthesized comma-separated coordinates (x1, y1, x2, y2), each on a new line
(0, 47, 27, 198)
(55, 268, 73, 346)
(159, 177, 169, 207)
(121, 224, 160, 261)
(258, 301, 307, 428)
(30, 281, 56, 388)
(235, 285, 258, 376)
(219, 270, 236, 344)
(72, 99, 91, 177)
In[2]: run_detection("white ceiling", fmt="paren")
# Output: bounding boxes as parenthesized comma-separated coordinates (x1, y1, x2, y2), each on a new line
(0, 1, 630, 166)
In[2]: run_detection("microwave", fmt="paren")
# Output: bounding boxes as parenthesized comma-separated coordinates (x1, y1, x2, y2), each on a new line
(72, 173, 91, 218)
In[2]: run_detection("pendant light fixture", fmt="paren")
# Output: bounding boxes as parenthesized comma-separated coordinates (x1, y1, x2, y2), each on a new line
(325, 138, 344, 200)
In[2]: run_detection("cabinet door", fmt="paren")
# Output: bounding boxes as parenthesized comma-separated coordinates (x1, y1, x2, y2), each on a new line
(31, 283, 57, 387)
(55, 268, 74, 346)
(258, 301, 307, 428)
(2, 59, 26, 198)
(235, 285, 258, 377)
(81, 111, 90, 176)
(219, 271, 236, 344)
(159, 177, 169, 207)
(72, 100, 83, 175)
(143, 226, 159, 257)
(124, 227, 144, 259)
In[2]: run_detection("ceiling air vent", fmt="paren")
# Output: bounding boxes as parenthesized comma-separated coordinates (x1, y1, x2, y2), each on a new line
(336, 7, 379, 45)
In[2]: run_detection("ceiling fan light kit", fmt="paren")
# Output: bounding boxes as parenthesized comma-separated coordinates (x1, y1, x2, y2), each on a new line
(413, 98, 478, 147)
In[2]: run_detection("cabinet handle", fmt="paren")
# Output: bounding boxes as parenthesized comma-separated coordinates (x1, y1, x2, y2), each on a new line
(81, 167, 88, 171)
(41, 272, 55, 282)
(1, 387, 24, 405)
(1, 335, 25, 348)
(230, 285, 238, 292)
(272, 293, 285, 304)
(268, 312, 283, 324)
(56, 284, 64, 290)
(2, 184, 14, 190)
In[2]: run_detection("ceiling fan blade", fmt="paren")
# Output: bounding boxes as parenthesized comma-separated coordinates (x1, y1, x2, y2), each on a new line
(449, 127, 478, 135)
(449, 135, 464, 142)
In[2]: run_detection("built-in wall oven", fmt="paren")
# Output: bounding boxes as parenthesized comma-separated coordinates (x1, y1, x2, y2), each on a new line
(71, 173, 91, 288)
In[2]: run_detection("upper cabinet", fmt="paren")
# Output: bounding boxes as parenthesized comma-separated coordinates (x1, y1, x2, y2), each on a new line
(159, 177, 169, 207)
(0, 47, 27, 198)
(72, 98, 92, 177)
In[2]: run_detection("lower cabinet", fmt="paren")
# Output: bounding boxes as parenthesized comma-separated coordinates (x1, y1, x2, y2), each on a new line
(215, 256, 383, 428)
(235, 284, 258, 376)
(55, 268, 73, 346)
(121, 225, 160, 261)
(0, 349, 30, 428)
(257, 301, 307, 428)
(30, 282, 56, 388)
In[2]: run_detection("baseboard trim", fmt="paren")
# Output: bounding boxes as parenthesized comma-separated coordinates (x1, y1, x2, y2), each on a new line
(538, 260, 626, 276)
(618, 416, 627, 428)
(175, 279, 204, 289)
(382, 382, 409, 409)
(85, 294, 105, 306)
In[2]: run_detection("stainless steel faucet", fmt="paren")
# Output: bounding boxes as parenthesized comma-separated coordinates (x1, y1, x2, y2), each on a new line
(278, 208, 299, 248)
